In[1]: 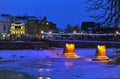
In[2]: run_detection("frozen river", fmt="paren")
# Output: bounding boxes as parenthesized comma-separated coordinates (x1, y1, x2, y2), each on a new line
(0, 48, 120, 79)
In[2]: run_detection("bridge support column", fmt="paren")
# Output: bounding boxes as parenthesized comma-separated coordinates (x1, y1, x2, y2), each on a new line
(63, 43, 79, 58)
(93, 44, 109, 61)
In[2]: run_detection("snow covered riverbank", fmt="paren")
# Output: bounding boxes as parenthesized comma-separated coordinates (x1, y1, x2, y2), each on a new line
(0, 48, 120, 79)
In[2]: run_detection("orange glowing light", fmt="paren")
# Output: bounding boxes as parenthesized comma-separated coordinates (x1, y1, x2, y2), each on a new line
(38, 77, 51, 79)
(93, 45, 109, 60)
(63, 43, 79, 58)
(73, 30, 76, 34)
(65, 43, 75, 53)
(97, 45, 106, 56)
(41, 30, 44, 34)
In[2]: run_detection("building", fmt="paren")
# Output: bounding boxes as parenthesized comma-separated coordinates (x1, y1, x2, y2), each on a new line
(0, 14, 11, 40)
(0, 14, 58, 39)
(10, 23, 25, 38)
(96, 28, 120, 34)
(39, 16, 58, 33)
(27, 19, 39, 35)
(81, 22, 100, 33)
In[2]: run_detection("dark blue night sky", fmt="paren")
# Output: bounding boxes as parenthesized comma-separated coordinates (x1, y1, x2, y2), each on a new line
(0, 0, 93, 29)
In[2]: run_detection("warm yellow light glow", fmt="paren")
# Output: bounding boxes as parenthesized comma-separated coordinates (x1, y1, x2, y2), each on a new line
(63, 43, 79, 58)
(41, 35, 44, 39)
(38, 77, 43, 79)
(38, 77, 51, 79)
(41, 30, 44, 34)
(10, 23, 25, 35)
(73, 30, 76, 34)
(97, 45, 106, 56)
(116, 31, 119, 34)
(93, 45, 109, 60)
(65, 43, 75, 53)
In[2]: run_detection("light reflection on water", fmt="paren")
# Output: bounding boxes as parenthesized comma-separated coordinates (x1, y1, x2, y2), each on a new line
(65, 62, 74, 67)
(38, 77, 51, 79)
(38, 68, 50, 72)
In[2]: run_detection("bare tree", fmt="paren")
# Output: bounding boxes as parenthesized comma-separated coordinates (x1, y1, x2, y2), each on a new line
(87, 0, 120, 28)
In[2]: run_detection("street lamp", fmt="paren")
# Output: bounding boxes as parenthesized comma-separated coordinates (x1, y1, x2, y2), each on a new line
(116, 31, 119, 34)
(49, 31, 52, 34)
(46, 22, 49, 25)
(41, 30, 44, 34)
(40, 30, 44, 39)
(73, 30, 76, 34)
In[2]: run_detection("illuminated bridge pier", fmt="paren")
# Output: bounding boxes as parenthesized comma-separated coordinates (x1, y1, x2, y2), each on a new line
(63, 43, 79, 58)
(92, 44, 109, 61)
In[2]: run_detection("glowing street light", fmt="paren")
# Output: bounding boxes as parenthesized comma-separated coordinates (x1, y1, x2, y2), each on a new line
(38, 77, 51, 79)
(46, 22, 49, 25)
(49, 31, 52, 34)
(73, 30, 76, 34)
(40, 30, 44, 39)
(116, 31, 119, 34)
(41, 30, 44, 34)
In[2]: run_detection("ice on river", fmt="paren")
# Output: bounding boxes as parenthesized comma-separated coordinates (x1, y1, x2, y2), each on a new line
(0, 48, 120, 79)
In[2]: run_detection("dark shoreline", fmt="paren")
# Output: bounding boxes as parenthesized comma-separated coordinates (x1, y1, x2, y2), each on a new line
(0, 42, 50, 50)
(0, 40, 120, 50)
